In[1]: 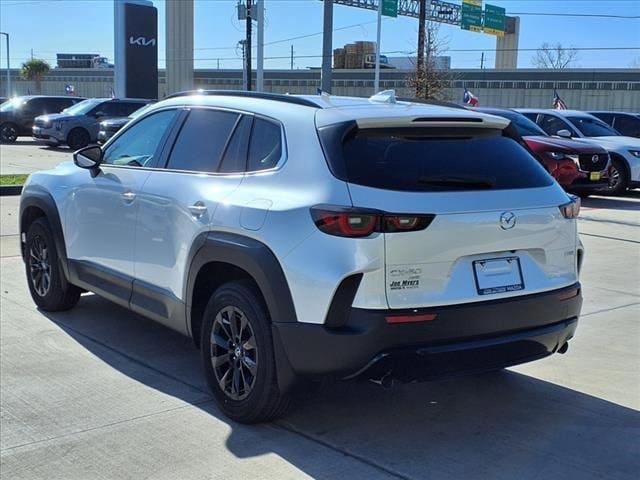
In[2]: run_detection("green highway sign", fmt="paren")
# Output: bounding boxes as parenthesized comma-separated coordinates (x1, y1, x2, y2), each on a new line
(381, 0, 398, 18)
(461, 0, 483, 32)
(484, 3, 506, 36)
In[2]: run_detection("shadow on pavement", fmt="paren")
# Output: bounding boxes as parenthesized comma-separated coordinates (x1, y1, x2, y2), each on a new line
(43, 293, 640, 480)
(582, 195, 640, 211)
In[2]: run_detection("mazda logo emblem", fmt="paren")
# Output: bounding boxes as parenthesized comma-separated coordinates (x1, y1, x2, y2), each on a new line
(591, 155, 599, 164)
(500, 212, 517, 230)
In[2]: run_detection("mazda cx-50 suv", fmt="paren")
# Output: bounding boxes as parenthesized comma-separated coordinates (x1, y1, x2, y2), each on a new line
(20, 91, 584, 423)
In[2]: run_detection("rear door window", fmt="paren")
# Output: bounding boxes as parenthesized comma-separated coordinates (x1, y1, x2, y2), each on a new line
(613, 115, 640, 137)
(319, 126, 553, 192)
(219, 115, 252, 173)
(247, 118, 283, 171)
(165, 108, 239, 173)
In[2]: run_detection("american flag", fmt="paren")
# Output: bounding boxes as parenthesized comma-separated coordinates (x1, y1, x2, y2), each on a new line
(552, 89, 567, 110)
(463, 88, 479, 107)
(65, 84, 75, 95)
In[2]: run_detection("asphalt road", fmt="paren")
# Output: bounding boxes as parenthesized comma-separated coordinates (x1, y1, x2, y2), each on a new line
(0, 147, 639, 479)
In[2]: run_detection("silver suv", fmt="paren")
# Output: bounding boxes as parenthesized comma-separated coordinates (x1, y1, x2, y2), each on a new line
(32, 98, 150, 150)
(20, 91, 583, 423)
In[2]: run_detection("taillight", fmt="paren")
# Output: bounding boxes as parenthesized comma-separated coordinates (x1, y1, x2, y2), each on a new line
(559, 195, 580, 219)
(311, 206, 435, 238)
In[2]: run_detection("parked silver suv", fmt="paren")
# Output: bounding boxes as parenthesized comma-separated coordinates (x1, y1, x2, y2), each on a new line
(32, 98, 151, 149)
(20, 91, 583, 423)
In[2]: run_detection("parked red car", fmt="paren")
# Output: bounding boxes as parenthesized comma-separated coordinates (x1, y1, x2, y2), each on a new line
(477, 108, 610, 194)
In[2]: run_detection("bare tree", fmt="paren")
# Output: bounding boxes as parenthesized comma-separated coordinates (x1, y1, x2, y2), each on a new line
(531, 43, 578, 69)
(407, 22, 456, 100)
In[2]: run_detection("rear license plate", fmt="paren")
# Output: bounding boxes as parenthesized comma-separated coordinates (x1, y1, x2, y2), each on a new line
(473, 257, 524, 295)
(589, 171, 601, 181)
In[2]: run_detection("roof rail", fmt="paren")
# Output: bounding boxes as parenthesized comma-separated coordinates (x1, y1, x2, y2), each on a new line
(164, 89, 321, 108)
(396, 96, 467, 110)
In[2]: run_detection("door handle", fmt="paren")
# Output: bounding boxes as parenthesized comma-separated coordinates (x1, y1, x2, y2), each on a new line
(121, 191, 136, 203)
(189, 202, 208, 218)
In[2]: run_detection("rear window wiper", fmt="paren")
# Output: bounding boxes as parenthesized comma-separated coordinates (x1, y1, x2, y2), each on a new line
(417, 175, 496, 189)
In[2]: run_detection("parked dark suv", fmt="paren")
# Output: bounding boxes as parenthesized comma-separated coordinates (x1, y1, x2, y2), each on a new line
(33, 98, 151, 150)
(588, 112, 640, 138)
(0, 95, 85, 143)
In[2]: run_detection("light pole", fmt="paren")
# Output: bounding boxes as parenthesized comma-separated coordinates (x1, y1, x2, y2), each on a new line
(0, 32, 9, 98)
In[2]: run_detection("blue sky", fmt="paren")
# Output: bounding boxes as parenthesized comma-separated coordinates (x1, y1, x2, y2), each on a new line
(1, 0, 639, 69)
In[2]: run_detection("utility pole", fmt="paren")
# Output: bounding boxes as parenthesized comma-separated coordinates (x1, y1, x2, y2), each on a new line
(256, 0, 264, 91)
(245, 0, 252, 91)
(290, 45, 294, 70)
(416, 0, 426, 97)
(30, 48, 33, 60)
(320, 0, 333, 93)
(480, 52, 484, 69)
(0, 32, 9, 98)
(374, 0, 382, 93)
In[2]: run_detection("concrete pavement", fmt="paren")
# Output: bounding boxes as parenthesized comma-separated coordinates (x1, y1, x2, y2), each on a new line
(1, 140, 72, 176)
(1, 190, 639, 479)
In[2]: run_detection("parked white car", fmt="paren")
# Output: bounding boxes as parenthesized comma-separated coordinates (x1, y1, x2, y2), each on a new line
(517, 109, 640, 195)
(20, 91, 584, 423)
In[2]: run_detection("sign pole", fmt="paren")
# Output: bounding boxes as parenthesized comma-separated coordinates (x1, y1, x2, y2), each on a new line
(374, 0, 382, 93)
(256, 0, 264, 91)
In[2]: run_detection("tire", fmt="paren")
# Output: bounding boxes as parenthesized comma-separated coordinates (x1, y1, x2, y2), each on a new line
(598, 157, 629, 196)
(67, 128, 90, 150)
(25, 218, 81, 311)
(201, 281, 291, 423)
(0, 122, 19, 143)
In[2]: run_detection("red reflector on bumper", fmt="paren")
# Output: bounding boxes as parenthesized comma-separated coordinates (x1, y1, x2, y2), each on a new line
(385, 313, 437, 324)
(557, 287, 580, 301)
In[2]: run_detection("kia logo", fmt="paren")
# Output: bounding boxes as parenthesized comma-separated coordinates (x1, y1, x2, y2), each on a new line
(500, 212, 517, 230)
(129, 36, 156, 47)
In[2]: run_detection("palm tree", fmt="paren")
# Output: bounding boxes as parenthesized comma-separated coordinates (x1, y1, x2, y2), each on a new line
(20, 59, 51, 94)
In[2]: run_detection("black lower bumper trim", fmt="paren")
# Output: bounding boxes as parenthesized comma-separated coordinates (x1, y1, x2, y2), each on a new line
(273, 284, 582, 379)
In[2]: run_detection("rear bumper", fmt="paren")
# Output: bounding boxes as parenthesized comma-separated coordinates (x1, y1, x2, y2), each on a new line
(273, 283, 582, 380)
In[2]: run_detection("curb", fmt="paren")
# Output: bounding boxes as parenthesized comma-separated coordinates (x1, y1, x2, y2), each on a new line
(0, 185, 23, 196)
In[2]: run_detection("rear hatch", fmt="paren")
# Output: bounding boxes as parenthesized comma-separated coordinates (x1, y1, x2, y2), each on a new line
(318, 112, 578, 308)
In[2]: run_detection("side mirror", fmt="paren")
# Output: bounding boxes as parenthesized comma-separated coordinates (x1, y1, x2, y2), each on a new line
(557, 129, 572, 139)
(74, 145, 103, 174)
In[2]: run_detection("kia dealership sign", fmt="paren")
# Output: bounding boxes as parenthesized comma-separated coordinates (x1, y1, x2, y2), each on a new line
(114, 0, 158, 99)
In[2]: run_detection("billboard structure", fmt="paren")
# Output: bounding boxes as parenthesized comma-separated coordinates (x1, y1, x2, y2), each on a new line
(114, 0, 158, 99)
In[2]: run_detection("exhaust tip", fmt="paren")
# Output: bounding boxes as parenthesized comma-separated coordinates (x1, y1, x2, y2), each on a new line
(558, 342, 569, 354)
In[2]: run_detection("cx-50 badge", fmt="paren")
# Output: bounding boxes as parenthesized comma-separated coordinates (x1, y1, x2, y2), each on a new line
(500, 211, 517, 230)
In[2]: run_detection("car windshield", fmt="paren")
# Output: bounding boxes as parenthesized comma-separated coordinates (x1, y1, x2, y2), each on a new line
(568, 116, 620, 137)
(0, 97, 27, 112)
(63, 99, 104, 116)
(488, 111, 547, 137)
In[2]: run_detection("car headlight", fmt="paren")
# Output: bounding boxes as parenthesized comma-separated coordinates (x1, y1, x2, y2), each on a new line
(548, 152, 566, 160)
(629, 150, 640, 158)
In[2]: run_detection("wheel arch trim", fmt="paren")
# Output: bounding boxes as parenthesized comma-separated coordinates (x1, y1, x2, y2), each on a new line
(20, 186, 71, 283)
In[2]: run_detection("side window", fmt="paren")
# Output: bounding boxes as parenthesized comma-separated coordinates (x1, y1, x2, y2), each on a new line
(539, 114, 571, 136)
(219, 115, 252, 173)
(102, 110, 178, 168)
(94, 102, 121, 117)
(595, 113, 613, 125)
(520, 112, 538, 123)
(165, 109, 239, 173)
(615, 116, 640, 137)
(121, 102, 145, 116)
(54, 99, 74, 112)
(247, 117, 283, 172)
(24, 98, 44, 114)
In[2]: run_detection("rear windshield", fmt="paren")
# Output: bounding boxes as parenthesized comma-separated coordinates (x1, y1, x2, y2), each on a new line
(319, 125, 553, 192)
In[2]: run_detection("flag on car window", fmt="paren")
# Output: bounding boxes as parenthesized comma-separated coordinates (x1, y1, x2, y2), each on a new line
(65, 84, 75, 95)
(552, 89, 567, 110)
(463, 88, 479, 107)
